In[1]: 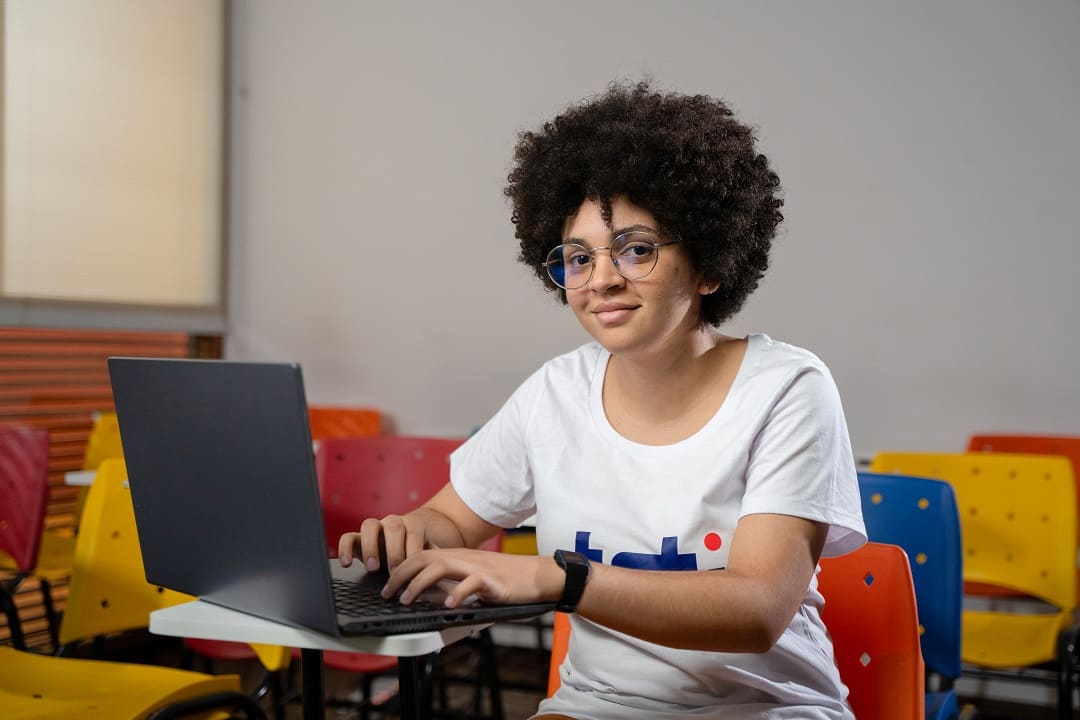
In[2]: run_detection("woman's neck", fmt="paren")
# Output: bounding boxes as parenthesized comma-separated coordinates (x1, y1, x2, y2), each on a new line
(602, 326, 745, 442)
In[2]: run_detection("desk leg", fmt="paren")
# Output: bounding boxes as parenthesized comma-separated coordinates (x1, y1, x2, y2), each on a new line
(398, 654, 433, 720)
(300, 648, 325, 720)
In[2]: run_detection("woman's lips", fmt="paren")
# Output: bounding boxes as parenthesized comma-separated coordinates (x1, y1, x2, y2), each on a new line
(593, 303, 637, 324)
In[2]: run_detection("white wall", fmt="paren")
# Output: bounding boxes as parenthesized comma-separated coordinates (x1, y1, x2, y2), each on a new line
(226, 1, 1080, 456)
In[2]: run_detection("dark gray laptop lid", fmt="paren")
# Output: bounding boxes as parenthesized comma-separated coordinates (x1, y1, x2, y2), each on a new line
(108, 357, 341, 636)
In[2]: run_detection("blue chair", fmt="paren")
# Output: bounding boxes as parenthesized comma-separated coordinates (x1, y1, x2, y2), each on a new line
(858, 472, 963, 720)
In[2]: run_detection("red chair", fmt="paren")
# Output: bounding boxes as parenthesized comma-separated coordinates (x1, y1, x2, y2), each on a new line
(316, 435, 504, 719)
(0, 423, 67, 649)
(548, 543, 926, 719)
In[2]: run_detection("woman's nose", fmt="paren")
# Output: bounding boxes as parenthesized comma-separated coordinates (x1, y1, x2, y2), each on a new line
(588, 251, 625, 291)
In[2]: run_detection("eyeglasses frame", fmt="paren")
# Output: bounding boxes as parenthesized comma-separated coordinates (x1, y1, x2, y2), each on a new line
(543, 231, 681, 290)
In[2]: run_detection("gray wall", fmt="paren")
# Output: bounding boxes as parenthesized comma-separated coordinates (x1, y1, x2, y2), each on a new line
(226, 1, 1080, 458)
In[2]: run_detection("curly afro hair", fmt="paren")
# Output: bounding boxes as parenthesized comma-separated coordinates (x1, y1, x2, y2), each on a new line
(505, 80, 783, 326)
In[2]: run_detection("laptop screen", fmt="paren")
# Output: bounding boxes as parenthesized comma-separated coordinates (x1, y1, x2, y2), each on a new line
(109, 357, 341, 635)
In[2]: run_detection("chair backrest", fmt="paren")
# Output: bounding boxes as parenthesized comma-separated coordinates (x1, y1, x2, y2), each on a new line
(818, 542, 926, 720)
(59, 458, 193, 645)
(0, 424, 50, 572)
(857, 472, 963, 680)
(870, 452, 1077, 610)
(967, 434, 1080, 601)
(307, 406, 382, 441)
(81, 411, 124, 471)
(547, 612, 571, 697)
(547, 544, 927, 719)
(316, 435, 470, 555)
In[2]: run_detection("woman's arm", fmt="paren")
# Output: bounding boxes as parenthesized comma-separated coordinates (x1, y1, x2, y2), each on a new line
(382, 511, 828, 653)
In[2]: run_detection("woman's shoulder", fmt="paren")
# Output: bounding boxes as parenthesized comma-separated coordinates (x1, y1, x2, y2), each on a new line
(536, 340, 606, 379)
(746, 333, 831, 374)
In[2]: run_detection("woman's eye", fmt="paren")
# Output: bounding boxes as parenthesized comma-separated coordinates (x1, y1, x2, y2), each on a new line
(618, 243, 656, 262)
(567, 253, 592, 268)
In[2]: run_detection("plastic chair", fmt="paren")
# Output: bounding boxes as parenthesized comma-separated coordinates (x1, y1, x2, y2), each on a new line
(871, 451, 1080, 718)
(548, 544, 925, 719)
(77, 416, 293, 715)
(316, 435, 504, 720)
(0, 645, 266, 720)
(0, 423, 70, 650)
(82, 410, 125, 470)
(307, 406, 382, 441)
(967, 434, 1080, 604)
(2, 460, 267, 719)
(56, 458, 287, 716)
(818, 542, 926, 720)
(858, 472, 963, 720)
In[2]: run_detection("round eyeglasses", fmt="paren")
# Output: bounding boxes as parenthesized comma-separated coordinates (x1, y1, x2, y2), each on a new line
(543, 231, 681, 290)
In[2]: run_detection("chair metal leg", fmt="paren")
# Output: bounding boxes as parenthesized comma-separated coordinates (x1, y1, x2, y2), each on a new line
(1056, 626, 1079, 719)
(38, 578, 61, 651)
(1, 585, 27, 650)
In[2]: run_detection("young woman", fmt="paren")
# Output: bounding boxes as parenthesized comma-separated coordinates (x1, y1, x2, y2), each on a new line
(339, 81, 865, 719)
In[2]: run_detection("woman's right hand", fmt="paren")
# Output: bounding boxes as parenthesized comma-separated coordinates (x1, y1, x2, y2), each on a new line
(337, 513, 433, 573)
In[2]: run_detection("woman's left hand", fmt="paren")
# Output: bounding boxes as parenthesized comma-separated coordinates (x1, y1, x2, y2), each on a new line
(381, 548, 562, 608)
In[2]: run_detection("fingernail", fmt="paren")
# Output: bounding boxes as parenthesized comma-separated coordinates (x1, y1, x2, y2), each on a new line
(399, 590, 412, 604)
(365, 557, 379, 571)
(380, 585, 391, 599)
(444, 595, 457, 608)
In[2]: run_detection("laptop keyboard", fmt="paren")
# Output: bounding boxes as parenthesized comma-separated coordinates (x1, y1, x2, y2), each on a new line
(332, 577, 444, 616)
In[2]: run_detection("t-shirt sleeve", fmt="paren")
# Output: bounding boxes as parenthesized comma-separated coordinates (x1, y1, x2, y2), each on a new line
(738, 363, 866, 557)
(449, 367, 544, 529)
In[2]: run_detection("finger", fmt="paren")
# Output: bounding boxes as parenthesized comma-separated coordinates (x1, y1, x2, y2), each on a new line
(404, 518, 426, 561)
(381, 515, 409, 570)
(337, 532, 361, 566)
(399, 560, 460, 605)
(443, 574, 487, 608)
(359, 518, 388, 572)
(380, 550, 428, 599)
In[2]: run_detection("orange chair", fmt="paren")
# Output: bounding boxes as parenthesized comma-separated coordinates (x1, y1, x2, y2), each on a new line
(0, 423, 68, 649)
(548, 543, 925, 719)
(307, 406, 382, 441)
(316, 435, 504, 719)
(819, 542, 925, 719)
(967, 434, 1080, 602)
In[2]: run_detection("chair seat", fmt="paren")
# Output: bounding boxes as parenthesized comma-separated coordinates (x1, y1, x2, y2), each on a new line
(962, 608, 1074, 667)
(0, 646, 242, 719)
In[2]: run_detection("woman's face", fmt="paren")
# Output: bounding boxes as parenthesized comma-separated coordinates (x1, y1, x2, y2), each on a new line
(561, 197, 711, 358)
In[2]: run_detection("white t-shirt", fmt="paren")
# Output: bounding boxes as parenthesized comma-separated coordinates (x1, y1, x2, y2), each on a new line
(451, 334, 866, 719)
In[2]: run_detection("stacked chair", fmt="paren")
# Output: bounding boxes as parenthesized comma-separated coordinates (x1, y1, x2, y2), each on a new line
(871, 451, 1080, 719)
(0, 423, 69, 651)
(317, 434, 505, 720)
(546, 542, 926, 719)
(857, 472, 965, 719)
(1, 457, 268, 719)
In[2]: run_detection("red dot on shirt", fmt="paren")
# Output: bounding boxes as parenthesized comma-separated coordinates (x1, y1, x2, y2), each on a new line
(704, 532, 722, 551)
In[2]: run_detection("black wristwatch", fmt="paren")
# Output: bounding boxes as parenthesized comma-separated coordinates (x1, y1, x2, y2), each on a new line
(553, 549, 591, 613)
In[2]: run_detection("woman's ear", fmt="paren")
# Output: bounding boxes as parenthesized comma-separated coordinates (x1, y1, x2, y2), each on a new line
(697, 277, 718, 296)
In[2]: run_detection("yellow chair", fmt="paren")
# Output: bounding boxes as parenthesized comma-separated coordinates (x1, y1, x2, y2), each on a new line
(871, 451, 1079, 716)
(82, 411, 125, 471)
(56, 458, 289, 718)
(59, 458, 193, 647)
(0, 645, 266, 720)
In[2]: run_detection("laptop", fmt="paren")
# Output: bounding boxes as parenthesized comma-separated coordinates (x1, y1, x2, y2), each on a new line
(108, 357, 555, 636)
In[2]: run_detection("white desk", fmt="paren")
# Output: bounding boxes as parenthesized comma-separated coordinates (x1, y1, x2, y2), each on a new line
(151, 601, 488, 720)
(63, 469, 98, 486)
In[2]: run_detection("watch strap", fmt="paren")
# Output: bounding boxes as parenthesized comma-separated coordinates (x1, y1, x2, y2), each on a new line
(554, 549, 590, 613)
